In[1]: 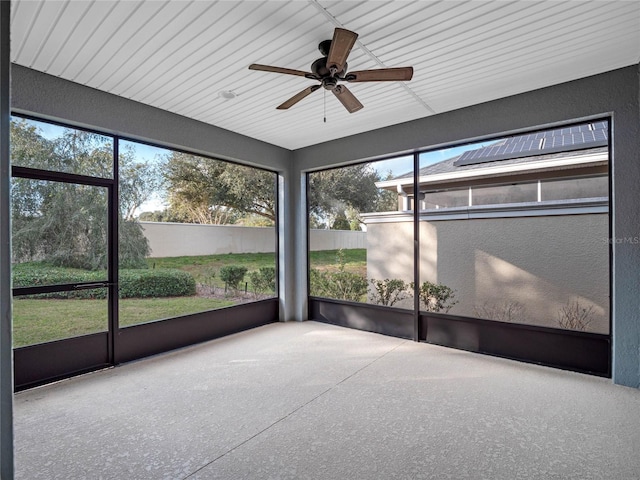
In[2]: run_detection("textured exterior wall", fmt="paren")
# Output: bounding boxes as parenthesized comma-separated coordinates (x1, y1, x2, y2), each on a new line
(141, 222, 365, 257)
(308, 229, 367, 251)
(367, 221, 415, 285)
(367, 214, 609, 333)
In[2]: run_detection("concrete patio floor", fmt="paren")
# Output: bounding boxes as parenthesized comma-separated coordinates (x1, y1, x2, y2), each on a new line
(13, 321, 640, 479)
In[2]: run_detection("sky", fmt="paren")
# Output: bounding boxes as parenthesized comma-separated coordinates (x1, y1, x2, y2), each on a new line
(371, 140, 497, 179)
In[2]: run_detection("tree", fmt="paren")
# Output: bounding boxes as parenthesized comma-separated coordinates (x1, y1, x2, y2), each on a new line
(10, 119, 153, 270)
(331, 212, 351, 230)
(11, 173, 109, 270)
(138, 210, 171, 222)
(10, 119, 113, 177)
(376, 170, 400, 212)
(119, 143, 163, 221)
(163, 152, 276, 224)
(219, 163, 276, 222)
(307, 163, 394, 230)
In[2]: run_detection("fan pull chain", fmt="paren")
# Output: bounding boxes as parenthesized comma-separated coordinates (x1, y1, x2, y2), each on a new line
(323, 89, 327, 123)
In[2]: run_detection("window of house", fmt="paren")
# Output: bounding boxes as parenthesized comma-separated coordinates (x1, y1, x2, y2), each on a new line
(423, 188, 469, 209)
(542, 175, 608, 201)
(471, 181, 538, 206)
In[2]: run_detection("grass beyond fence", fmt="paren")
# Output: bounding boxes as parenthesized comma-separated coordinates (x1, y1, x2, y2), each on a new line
(13, 249, 367, 347)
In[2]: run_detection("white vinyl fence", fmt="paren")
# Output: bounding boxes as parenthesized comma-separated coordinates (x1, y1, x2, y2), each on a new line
(140, 222, 365, 258)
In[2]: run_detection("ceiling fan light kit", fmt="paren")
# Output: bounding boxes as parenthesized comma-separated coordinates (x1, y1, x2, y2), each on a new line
(249, 27, 413, 113)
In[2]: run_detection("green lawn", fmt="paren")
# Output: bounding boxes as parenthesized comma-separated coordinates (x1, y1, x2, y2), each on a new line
(13, 296, 235, 348)
(149, 249, 366, 287)
(12, 249, 366, 347)
(148, 252, 277, 289)
(309, 248, 366, 275)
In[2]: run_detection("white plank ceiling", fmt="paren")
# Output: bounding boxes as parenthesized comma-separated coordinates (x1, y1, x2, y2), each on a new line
(10, 0, 640, 150)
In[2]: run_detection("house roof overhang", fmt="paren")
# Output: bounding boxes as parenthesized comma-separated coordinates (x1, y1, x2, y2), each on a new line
(377, 149, 608, 194)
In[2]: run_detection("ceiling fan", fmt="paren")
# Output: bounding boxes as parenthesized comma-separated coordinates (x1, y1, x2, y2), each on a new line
(249, 27, 413, 113)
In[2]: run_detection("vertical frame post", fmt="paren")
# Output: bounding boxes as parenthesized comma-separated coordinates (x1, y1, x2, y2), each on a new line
(413, 152, 420, 341)
(109, 139, 119, 364)
(0, 0, 14, 476)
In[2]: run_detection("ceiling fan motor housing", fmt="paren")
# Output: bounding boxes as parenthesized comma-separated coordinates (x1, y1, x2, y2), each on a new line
(311, 57, 347, 81)
(322, 77, 338, 90)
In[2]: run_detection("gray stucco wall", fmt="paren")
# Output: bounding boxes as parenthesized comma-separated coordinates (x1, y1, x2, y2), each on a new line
(367, 214, 610, 334)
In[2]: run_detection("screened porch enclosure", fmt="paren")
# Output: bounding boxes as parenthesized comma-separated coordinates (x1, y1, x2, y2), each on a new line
(9, 116, 279, 390)
(309, 120, 611, 376)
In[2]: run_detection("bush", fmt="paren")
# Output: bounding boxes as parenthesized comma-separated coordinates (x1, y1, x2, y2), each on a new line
(474, 301, 525, 323)
(412, 280, 458, 313)
(556, 299, 595, 331)
(248, 266, 276, 296)
(310, 268, 367, 302)
(309, 268, 326, 296)
(368, 278, 410, 306)
(118, 269, 196, 298)
(220, 265, 248, 290)
(12, 263, 195, 299)
(13, 262, 101, 283)
(309, 249, 367, 302)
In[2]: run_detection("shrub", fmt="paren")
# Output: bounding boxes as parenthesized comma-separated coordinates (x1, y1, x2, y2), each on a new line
(368, 278, 410, 306)
(196, 267, 217, 294)
(13, 264, 90, 288)
(309, 249, 367, 302)
(12, 263, 195, 299)
(220, 265, 248, 290)
(310, 268, 367, 302)
(474, 301, 525, 323)
(309, 268, 326, 296)
(248, 266, 276, 297)
(118, 269, 196, 298)
(557, 299, 595, 331)
(412, 280, 458, 313)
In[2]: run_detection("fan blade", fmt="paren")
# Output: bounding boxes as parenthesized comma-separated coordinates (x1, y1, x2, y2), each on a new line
(249, 64, 310, 77)
(346, 67, 414, 82)
(277, 85, 321, 110)
(327, 28, 358, 73)
(332, 85, 363, 113)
